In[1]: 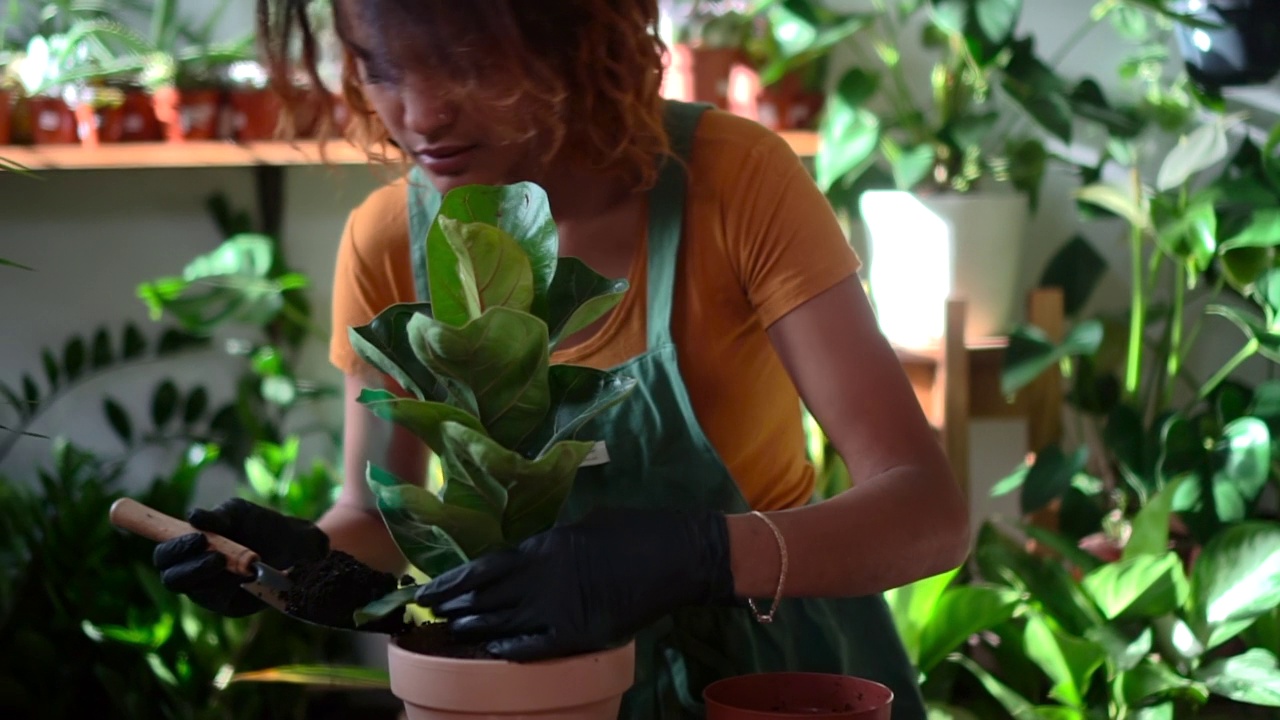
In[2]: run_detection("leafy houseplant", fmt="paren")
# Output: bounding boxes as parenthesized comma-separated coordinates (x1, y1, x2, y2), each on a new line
(347, 181, 637, 625)
(332, 182, 640, 717)
(884, 114, 1280, 719)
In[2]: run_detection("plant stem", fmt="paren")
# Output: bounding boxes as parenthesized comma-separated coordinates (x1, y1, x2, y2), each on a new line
(1198, 339, 1259, 402)
(1164, 263, 1186, 409)
(1125, 165, 1147, 399)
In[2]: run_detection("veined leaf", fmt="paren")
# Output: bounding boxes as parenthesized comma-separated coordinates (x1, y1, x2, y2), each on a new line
(348, 302, 446, 401)
(437, 218, 534, 315)
(1193, 648, 1280, 707)
(407, 308, 550, 448)
(428, 183, 558, 322)
(439, 422, 591, 542)
(520, 364, 638, 457)
(1190, 522, 1280, 649)
(367, 464, 504, 576)
(545, 257, 628, 350)
(1081, 552, 1189, 620)
(356, 388, 486, 453)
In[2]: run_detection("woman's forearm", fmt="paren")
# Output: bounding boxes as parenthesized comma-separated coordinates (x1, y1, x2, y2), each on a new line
(317, 502, 410, 576)
(727, 465, 970, 599)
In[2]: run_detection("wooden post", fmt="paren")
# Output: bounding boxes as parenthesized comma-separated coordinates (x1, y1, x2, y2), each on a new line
(937, 299, 970, 503)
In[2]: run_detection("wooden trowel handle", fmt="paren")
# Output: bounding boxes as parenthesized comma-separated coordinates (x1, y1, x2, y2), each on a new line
(109, 498, 260, 576)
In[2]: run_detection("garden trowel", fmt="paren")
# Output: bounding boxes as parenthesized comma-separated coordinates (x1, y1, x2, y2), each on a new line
(109, 497, 299, 619)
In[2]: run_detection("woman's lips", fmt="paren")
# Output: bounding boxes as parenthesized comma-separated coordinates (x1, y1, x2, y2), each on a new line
(415, 144, 478, 175)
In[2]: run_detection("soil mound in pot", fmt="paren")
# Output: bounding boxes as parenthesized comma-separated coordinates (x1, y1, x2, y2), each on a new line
(397, 622, 497, 660)
(283, 550, 410, 634)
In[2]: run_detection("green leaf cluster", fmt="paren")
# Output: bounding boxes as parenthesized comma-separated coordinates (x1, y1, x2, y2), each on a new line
(349, 183, 636, 622)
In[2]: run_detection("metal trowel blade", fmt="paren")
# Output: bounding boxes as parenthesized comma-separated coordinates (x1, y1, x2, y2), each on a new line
(241, 561, 292, 614)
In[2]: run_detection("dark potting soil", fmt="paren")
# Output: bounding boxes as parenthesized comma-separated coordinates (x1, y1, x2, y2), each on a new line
(397, 622, 498, 660)
(284, 550, 410, 635)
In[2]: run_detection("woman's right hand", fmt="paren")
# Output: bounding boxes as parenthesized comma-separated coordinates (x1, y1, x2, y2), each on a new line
(152, 498, 330, 617)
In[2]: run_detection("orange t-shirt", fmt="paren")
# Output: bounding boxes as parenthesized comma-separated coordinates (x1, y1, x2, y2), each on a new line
(329, 110, 861, 511)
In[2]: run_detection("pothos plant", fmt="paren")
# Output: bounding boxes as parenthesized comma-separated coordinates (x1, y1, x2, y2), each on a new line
(345, 183, 638, 625)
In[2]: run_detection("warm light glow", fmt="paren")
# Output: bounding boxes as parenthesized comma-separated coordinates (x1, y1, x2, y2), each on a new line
(860, 191, 953, 348)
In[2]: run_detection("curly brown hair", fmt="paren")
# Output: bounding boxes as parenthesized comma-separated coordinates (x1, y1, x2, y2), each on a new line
(256, 0, 672, 190)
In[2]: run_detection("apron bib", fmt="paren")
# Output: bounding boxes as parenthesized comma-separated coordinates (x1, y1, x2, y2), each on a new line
(405, 100, 927, 720)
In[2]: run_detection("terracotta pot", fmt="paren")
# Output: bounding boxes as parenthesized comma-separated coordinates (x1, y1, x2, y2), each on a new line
(756, 73, 826, 131)
(387, 635, 635, 719)
(663, 44, 744, 109)
(227, 88, 282, 141)
(0, 89, 11, 144)
(152, 86, 224, 141)
(28, 96, 78, 144)
(72, 87, 128, 147)
(704, 673, 894, 719)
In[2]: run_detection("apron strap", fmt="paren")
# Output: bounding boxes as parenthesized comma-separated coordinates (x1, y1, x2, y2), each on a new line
(645, 100, 711, 350)
(407, 167, 440, 303)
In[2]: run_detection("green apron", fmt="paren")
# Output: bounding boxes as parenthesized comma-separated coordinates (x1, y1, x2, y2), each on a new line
(406, 100, 927, 720)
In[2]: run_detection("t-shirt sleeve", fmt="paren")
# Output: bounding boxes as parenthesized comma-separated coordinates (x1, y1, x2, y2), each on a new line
(328, 185, 415, 378)
(723, 131, 862, 328)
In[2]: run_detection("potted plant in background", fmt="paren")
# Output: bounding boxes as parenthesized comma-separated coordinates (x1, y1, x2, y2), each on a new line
(661, 0, 757, 110)
(739, 0, 868, 132)
(816, 0, 1173, 347)
(330, 181, 641, 719)
(868, 110, 1280, 720)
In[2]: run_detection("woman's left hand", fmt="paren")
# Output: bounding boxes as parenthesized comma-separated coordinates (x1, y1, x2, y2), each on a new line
(413, 507, 737, 661)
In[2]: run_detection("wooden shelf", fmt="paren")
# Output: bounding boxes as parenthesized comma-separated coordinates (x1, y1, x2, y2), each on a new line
(0, 131, 819, 171)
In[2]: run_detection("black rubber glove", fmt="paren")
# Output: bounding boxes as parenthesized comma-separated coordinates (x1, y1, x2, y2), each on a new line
(152, 498, 330, 617)
(414, 506, 738, 662)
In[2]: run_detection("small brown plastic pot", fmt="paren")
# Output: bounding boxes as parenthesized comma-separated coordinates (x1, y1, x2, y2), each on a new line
(28, 95, 78, 144)
(704, 672, 893, 720)
(0, 89, 11, 144)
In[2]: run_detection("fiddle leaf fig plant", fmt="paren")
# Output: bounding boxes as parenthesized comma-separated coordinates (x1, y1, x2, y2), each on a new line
(349, 183, 637, 627)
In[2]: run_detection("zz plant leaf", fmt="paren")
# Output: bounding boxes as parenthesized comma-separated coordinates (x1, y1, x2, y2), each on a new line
(353, 183, 637, 628)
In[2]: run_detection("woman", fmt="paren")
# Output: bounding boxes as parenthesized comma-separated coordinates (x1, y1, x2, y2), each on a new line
(153, 1, 970, 717)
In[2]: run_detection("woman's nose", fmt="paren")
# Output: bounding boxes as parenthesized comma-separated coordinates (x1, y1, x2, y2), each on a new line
(401, 84, 458, 140)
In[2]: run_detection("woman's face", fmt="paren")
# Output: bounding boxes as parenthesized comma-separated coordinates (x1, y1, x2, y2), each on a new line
(338, 1, 542, 193)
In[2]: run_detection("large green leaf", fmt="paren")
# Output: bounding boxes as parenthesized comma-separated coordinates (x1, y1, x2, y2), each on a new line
(1039, 235, 1107, 317)
(367, 464, 504, 576)
(816, 69, 881, 191)
(1022, 445, 1089, 515)
(1081, 552, 1189, 621)
(544, 257, 629, 350)
(440, 422, 592, 543)
(1217, 209, 1280, 252)
(1001, 37, 1071, 143)
(1116, 660, 1209, 708)
(355, 388, 486, 453)
(1001, 321, 1104, 396)
(951, 655, 1048, 720)
(1210, 417, 1271, 522)
(1086, 622, 1152, 672)
(1157, 121, 1230, 192)
(884, 568, 959, 668)
(975, 523, 1104, 635)
(425, 183, 558, 323)
(521, 364, 638, 457)
(1023, 612, 1106, 707)
(1193, 648, 1280, 707)
(136, 234, 306, 334)
(1190, 522, 1280, 649)
(1124, 476, 1186, 560)
(917, 584, 1022, 673)
(353, 586, 419, 627)
(348, 302, 446, 401)
(407, 308, 550, 448)
(973, 0, 1021, 43)
(437, 217, 535, 317)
